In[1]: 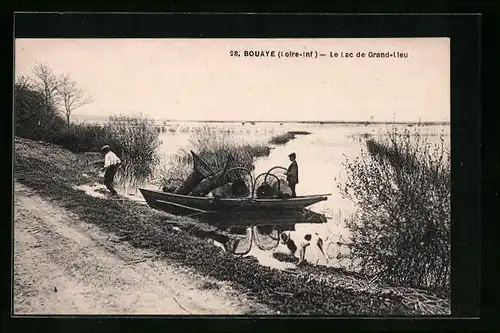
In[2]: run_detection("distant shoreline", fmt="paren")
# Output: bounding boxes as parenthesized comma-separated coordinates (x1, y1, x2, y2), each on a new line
(158, 120, 450, 125)
(72, 116, 450, 126)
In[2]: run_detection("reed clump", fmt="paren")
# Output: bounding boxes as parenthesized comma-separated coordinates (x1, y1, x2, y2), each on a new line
(104, 114, 162, 193)
(160, 125, 271, 187)
(338, 128, 450, 297)
(269, 132, 295, 145)
(268, 131, 310, 145)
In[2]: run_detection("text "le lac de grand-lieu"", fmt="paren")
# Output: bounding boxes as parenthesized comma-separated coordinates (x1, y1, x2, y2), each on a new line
(230, 50, 409, 58)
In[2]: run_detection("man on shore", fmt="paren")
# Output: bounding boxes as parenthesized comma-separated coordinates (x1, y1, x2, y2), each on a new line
(101, 145, 121, 196)
(286, 152, 298, 197)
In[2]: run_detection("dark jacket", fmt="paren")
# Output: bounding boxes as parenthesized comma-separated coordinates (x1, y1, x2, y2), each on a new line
(286, 161, 299, 185)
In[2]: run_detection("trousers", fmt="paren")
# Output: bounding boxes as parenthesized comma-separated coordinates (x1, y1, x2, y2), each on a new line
(104, 164, 119, 195)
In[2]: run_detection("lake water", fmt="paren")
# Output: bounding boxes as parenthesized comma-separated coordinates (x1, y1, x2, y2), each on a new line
(152, 122, 450, 266)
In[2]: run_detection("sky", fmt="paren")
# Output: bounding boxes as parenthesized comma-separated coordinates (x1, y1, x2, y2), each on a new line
(15, 38, 450, 122)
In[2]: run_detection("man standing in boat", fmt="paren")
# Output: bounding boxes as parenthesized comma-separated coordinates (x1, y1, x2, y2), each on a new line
(101, 145, 121, 197)
(286, 152, 299, 197)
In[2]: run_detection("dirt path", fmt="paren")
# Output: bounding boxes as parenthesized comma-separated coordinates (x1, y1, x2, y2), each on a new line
(13, 182, 269, 315)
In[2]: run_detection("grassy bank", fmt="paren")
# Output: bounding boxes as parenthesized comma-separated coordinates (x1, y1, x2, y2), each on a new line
(13, 137, 449, 315)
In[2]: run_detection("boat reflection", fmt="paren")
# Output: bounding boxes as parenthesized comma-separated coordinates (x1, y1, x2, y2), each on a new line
(210, 210, 328, 255)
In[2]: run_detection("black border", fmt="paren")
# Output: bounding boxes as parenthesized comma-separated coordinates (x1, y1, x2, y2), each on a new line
(6, 10, 488, 332)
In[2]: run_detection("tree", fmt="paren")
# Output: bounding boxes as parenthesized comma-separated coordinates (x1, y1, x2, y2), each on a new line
(15, 76, 66, 140)
(58, 74, 93, 126)
(32, 64, 61, 117)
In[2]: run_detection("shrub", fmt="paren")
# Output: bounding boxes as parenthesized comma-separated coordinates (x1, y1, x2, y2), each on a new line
(338, 128, 451, 296)
(49, 124, 115, 153)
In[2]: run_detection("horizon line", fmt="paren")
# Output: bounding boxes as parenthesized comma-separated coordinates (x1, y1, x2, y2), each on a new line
(72, 115, 450, 125)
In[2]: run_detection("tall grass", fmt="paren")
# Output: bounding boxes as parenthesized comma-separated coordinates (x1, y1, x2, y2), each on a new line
(160, 125, 270, 187)
(104, 114, 162, 194)
(338, 128, 450, 296)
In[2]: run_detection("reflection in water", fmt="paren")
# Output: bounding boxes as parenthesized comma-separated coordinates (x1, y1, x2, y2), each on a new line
(221, 226, 282, 255)
(156, 122, 450, 267)
(224, 232, 252, 255)
(214, 226, 293, 270)
(213, 223, 350, 270)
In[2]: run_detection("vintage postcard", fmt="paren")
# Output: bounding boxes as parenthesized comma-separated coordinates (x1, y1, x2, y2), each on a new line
(14, 37, 450, 316)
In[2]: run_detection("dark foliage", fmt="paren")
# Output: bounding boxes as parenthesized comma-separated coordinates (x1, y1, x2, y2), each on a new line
(15, 82, 66, 141)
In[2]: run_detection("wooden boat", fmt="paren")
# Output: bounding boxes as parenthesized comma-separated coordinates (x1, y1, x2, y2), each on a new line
(140, 188, 328, 212)
(138, 188, 330, 226)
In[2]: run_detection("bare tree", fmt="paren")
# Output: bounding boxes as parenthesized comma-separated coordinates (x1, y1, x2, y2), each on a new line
(32, 64, 61, 113)
(58, 73, 93, 126)
(15, 75, 33, 90)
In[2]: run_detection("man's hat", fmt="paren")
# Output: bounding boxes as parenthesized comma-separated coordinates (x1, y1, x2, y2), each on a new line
(101, 145, 110, 151)
(288, 152, 296, 158)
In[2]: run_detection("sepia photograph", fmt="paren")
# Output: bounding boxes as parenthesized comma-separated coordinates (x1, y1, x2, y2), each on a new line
(13, 37, 451, 316)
